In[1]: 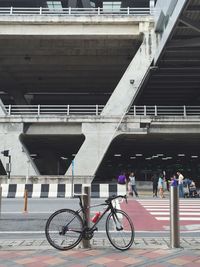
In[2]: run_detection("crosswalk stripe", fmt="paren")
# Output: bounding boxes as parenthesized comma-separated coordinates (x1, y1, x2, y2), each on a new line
(150, 212, 200, 215)
(156, 217, 200, 221)
(143, 205, 199, 209)
(147, 208, 200, 211)
(137, 199, 200, 222)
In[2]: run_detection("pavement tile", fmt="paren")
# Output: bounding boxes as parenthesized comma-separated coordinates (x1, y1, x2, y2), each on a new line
(153, 249, 173, 255)
(91, 257, 114, 264)
(148, 265, 167, 267)
(15, 257, 39, 264)
(179, 255, 200, 261)
(184, 264, 200, 267)
(43, 257, 66, 265)
(143, 251, 163, 259)
(70, 251, 92, 259)
(83, 249, 103, 256)
(69, 265, 88, 267)
(25, 262, 49, 267)
(106, 253, 128, 260)
(120, 256, 143, 264)
(59, 250, 80, 256)
(104, 260, 129, 267)
(167, 258, 190, 265)
(128, 249, 152, 255)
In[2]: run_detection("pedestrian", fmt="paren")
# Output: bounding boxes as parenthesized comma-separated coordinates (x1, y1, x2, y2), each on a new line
(117, 172, 126, 185)
(129, 172, 139, 197)
(170, 174, 178, 187)
(158, 174, 165, 198)
(177, 171, 184, 198)
(152, 173, 159, 197)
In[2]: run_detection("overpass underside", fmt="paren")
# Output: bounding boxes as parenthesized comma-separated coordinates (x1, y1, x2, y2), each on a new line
(0, 0, 200, 185)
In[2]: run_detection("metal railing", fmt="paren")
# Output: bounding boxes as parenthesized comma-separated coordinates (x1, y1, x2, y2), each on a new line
(4, 105, 104, 116)
(0, 7, 152, 16)
(3, 105, 200, 117)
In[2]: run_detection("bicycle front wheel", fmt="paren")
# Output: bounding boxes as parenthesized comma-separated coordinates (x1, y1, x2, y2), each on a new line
(106, 209, 134, 251)
(45, 209, 84, 250)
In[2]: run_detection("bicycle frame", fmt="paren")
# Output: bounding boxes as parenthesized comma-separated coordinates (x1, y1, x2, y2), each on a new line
(62, 197, 123, 235)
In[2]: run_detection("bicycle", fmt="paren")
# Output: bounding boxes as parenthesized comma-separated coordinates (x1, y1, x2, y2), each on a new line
(45, 195, 135, 251)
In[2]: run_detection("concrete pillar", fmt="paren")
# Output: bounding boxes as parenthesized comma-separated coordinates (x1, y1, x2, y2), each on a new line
(66, 123, 118, 176)
(102, 22, 154, 116)
(0, 123, 38, 177)
(66, 22, 154, 178)
(0, 99, 7, 116)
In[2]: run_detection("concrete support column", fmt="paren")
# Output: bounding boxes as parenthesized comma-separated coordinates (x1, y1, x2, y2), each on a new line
(66, 122, 118, 176)
(66, 22, 154, 178)
(0, 99, 7, 115)
(0, 123, 38, 177)
(101, 22, 154, 116)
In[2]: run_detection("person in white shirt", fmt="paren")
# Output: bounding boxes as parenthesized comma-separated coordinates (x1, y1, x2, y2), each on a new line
(177, 171, 184, 198)
(129, 172, 139, 197)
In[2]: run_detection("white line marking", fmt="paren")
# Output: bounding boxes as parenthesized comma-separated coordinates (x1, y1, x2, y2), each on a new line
(156, 217, 200, 221)
(1, 212, 52, 214)
(151, 212, 200, 215)
(146, 209, 200, 211)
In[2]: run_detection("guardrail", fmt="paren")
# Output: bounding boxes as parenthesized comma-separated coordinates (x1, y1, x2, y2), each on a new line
(3, 105, 200, 117)
(5, 105, 105, 116)
(0, 7, 152, 16)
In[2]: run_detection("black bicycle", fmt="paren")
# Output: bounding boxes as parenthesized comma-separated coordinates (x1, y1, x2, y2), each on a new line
(45, 195, 135, 251)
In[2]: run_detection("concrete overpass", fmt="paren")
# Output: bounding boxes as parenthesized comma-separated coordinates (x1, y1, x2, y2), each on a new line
(0, 0, 200, 183)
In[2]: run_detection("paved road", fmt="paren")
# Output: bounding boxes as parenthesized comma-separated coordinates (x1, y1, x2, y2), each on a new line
(0, 198, 200, 241)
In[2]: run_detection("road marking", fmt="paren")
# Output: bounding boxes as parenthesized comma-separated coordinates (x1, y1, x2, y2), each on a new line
(151, 212, 200, 215)
(156, 217, 200, 221)
(1, 212, 53, 214)
(147, 209, 200, 211)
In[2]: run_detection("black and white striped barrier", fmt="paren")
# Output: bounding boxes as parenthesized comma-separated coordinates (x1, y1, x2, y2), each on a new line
(1, 184, 126, 198)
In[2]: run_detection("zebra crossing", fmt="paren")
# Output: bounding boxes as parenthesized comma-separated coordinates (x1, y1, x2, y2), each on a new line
(137, 199, 200, 222)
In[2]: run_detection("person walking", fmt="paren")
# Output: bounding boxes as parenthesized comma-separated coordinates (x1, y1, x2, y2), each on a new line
(177, 171, 184, 198)
(117, 172, 126, 185)
(129, 172, 139, 197)
(152, 173, 159, 197)
(158, 174, 165, 198)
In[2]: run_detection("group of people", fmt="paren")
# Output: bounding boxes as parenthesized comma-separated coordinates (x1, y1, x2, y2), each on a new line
(152, 171, 198, 198)
(117, 172, 139, 197)
(117, 170, 198, 199)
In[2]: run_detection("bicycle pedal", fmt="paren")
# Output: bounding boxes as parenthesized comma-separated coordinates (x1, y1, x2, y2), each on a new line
(93, 227, 98, 232)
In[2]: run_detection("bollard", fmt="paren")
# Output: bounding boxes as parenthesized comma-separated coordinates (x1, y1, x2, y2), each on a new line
(81, 185, 91, 248)
(23, 189, 28, 213)
(170, 185, 180, 248)
(0, 186, 2, 217)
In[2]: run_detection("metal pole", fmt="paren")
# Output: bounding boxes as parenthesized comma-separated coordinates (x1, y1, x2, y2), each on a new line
(170, 185, 180, 248)
(8, 155, 11, 179)
(23, 189, 28, 213)
(71, 159, 74, 198)
(81, 185, 91, 248)
(0, 185, 2, 217)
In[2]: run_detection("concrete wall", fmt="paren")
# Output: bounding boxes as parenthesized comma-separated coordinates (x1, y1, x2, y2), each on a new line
(0, 123, 38, 176)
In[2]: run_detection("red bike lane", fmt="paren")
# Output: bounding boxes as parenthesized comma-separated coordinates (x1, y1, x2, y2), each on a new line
(120, 199, 166, 231)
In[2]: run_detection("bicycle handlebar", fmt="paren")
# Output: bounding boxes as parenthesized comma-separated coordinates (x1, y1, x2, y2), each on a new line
(105, 195, 127, 204)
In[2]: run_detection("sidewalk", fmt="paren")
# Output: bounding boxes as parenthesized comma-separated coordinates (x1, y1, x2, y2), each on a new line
(0, 238, 200, 266)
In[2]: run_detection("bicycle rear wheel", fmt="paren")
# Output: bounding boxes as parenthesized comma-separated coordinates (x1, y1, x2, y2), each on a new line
(45, 209, 84, 250)
(106, 209, 134, 251)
